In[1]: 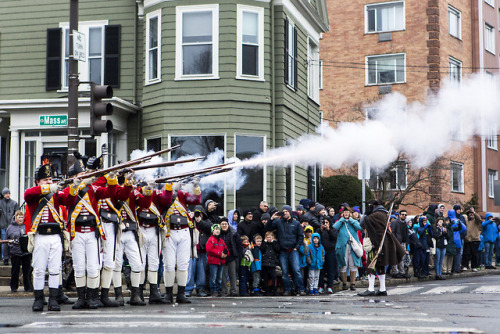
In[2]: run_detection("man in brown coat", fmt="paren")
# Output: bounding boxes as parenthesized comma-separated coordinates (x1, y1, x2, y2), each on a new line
(358, 199, 406, 297)
(462, 207, 481, 271)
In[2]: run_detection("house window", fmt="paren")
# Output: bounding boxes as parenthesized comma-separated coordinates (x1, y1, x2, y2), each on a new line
(237, 5, 264, 80)
(365, 1, 405, 33)
(24, 141, 37, 189)
(146, 9, 161, 84)
(284, 17, 298, 89)
(307, 38, 320, 102)
(485, 0, 494, 7)
(235, 135, 264, 210)
(448, 6, 461, 39)
(449, 57, 462, 82)
(487, 124, 498, 150)
(389, 161, 407, 190)
(366, 53, 405, 85)
(176, 4, 219, 79)
(488, 170, 498, 198)
(107, 133, 117, 167)
(451, 162, 464, 193)
(146, 137, 161, 152)
(485, 23, 495, 54)
(319, 60, 323, 90)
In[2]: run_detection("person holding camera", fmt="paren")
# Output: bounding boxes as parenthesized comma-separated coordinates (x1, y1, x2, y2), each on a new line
(319, 215, 338, 294)
(267, 205, 307, 296)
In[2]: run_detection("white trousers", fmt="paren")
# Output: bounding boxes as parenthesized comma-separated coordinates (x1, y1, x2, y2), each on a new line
(32, 234, 62, 290)
(114, 230, 142, 273)
(140, 226, 160, 272)
(163, 228, 190, 273)
(101, 222, 117, 270)
(71, 231, 100, 278)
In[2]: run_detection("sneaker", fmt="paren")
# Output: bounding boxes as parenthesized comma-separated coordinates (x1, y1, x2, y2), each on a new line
(317, 287, 324, 294)
(313, 289, 319, 295)
(198, 290, 208, 297)
(10, 288, 17, 293)
(299, 291, 307, 296)
(461, 267, 468, 271)
(357, 290, 375, 297)
(327, 287, 333, 294)
(472, 268, 478, 272)
(282, 291, 291, 296)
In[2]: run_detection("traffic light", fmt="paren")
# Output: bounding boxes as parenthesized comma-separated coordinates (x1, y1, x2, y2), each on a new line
(90, 83, 113, 137)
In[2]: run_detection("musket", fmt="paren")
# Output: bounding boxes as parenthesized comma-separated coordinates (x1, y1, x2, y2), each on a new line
(367, 202, 394, 275)
(59, 146, 180, 186)
(123, 156, 205, 172)
(154, 162, 235, 183)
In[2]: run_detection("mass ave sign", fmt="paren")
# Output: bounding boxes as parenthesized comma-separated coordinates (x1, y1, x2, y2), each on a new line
(40, 115, 68, 127)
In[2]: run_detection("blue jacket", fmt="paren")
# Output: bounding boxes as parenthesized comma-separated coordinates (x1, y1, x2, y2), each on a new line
(333, 217, 362, 268)
(307, 233, 325, 270)
(448, 210, 466, 248)
(250, 246, 262, 272)
(481, 213, 498, 243)
(479, 234, 485, 251)
(299, 244, 308, 268)
(266, 216, 304, 250)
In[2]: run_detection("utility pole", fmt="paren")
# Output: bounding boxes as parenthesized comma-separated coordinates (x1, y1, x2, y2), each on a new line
(67, 0, 79, 170)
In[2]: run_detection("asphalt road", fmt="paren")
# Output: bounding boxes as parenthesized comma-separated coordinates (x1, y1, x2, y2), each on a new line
(1, 274, 500, 333)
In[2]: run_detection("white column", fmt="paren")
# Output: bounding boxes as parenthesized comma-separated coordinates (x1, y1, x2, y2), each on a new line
(9, 130, 20, 203)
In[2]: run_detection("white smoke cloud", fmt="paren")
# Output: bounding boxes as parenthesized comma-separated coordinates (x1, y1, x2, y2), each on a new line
(234, 74, 500, 171)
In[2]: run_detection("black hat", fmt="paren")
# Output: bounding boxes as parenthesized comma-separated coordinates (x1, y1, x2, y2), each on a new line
(86, 155, 103, 170)
(68, 159, 85, 177)
(243, 210, 253, 218)
(35, 164, 52, 181)
(366, 199, 381, 206)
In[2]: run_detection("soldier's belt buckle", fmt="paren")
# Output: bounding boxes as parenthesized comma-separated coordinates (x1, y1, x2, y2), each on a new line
(147, 214, 151, 218)
(83, 216, 87, 221)
(126, 223, 129, 228)
(47, 228, 51, 233)
(107, 213, 111, 218)
(176, 218, 181, 223)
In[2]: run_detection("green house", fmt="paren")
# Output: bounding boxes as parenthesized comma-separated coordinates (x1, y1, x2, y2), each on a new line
(0, 0, 328, 213)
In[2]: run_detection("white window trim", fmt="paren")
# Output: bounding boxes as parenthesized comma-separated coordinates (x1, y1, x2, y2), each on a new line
(144, 135, 162, 152)
(364, 1, 405, 34)
(319, 60, 323, 90)
(485, 0, 495, 8)
(365, 53, 406, 86)
(488, 170, 498, 198)
(448, 5, 462, 40)
(485, 23, 495, 54)
(449, 56, 462, 83)
(307, 36, 320, 103)
(389, 161, 407, 190)
(451, 161, 465, 193)
(59, 20, 108, 92)
(236, 5, 265, 82)
(286, 17, 296, 91)
(145, 9, 162, 85)
(487, 124, 498, 150)
(175, 4, 219, 81)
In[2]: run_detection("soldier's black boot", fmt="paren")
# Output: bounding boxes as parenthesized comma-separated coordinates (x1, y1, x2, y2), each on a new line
(57, 285, 74, 305)
(87, 288, 100, 309)
(149, 284, 167, 304)
(114, 286, 125, 306)
(129, 287, 146, 306)
(100, 288, 119, 307)
(72, 287, 87, 309)
(164, 286, 174, 304)
(176, 286, 191, 304)
(48, 288, 61, 311)
(32, 290, 44, 312)
(138, 284, 145, 302)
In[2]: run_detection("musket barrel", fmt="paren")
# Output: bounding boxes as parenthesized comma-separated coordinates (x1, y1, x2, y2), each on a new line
(154, 162, 235, 183)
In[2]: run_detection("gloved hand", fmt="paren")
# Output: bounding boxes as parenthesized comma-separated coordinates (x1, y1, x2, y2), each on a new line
(49, 184, 62, 193)
(173, 182, 181, 192)
(192, 177, 200, 187)
(83, 177, 94, 186)
(72, 178, 82, 188)
(145, 182, 154, 191)
(125, 171, 135, 180)
(107, 171, 117, 179)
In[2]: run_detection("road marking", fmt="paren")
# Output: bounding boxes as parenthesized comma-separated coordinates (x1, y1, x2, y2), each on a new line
(421, 285, 467, 295)
(471, 285, 500, 294)
(46, 314, 206, 319)
(22, 321, 483, 333)
(388, 286, 424, 295)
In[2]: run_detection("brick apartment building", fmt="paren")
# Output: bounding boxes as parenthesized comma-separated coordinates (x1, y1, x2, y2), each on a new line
(320, 0, 499, 215)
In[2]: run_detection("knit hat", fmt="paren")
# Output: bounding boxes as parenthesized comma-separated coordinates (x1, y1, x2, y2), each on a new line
(352, 206, 360, 213)
(390, 215, 397, 220)
(260, 213, 271, 221)
(242, 209, 253, 218)
(2, 188, 10, 196)
(220, 216, 228, 223)
(205, 199, 215, 208)
(296, 204, 305, 212)
(453, 204, 462, 211)
(314, 204, 325, 215)
(281, 205, 293, 213)
(211, 224, 221, 233)
(304, 225, 314, 233)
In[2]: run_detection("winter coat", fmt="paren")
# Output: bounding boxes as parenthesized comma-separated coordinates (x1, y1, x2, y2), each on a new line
(240, 247, 254, 267)
(194, 205, 213, 253)
(0, 197, 19, 230)
(259, 240, 280, 267)
(299, 244, 309, 268)
(228, 209, 241, 231)
(252, 208, 267, 224)
(445, 221, 458, 256)
(481, 213, 498, 243)
(206, 235, 228, 265)
(362, 205, 406, 267)
(5, 217, 29, 258)
(432, 226, 447, 249)
(408, 230, 422, 254)
(237, 219, 258, 241)
(319, 226, 337, 253)
(425, 204, 438, 227)
(307, 233, 325, 270)
(265, 216, 304, 250)
(417, 223, 432, 250)
(333, 217, 362, 268)
(220, 226, 242, 263)
(465, 212, 482, 242)
(391, 218, 409, 244)
(303, 210, 321, 231)
(250, 246, 262, 272)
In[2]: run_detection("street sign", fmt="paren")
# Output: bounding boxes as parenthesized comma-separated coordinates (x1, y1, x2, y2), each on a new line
(40, 115, 68, 127)
(73, 30, 86, 62)
(358, 161, 370, 180)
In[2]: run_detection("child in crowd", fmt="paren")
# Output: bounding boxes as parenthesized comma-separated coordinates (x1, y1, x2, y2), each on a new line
(251, 234, 263, 296)
(260, 231, 280, 295)
(6, 211, 32, 292)
(206, 224, 228, 297)
(239, 235, 254, 296)
(300, 225, 314, 289)
(307, 233, 325, 295)
(409, 221, 425, 278)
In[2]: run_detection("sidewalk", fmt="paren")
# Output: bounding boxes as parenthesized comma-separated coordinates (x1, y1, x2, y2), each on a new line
(2, 268, 499, 298)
